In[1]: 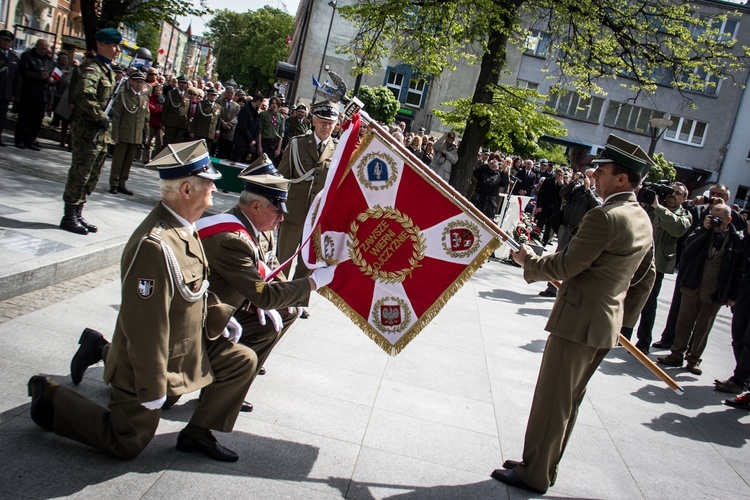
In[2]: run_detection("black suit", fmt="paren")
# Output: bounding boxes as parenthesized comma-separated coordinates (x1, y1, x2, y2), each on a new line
(231, 104, 260, 163)
(513, 167, 538, 195)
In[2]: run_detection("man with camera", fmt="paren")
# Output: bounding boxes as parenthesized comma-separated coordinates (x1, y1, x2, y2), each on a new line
(657, 203, 744, 375)
(622, 182, 691, 354)
(652, 184, 747, 350)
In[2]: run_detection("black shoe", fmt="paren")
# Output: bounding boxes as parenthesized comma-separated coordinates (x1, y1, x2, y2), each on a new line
(162, 395, 181, 410)
(258, 366, 266, 376)
(503, 459, 522, 469)
(70, 328, 107, 384)
(15, 143, 25, 149)
(652, 340, 672, 349)
(241, 401, 253, 412)
(118, 186, 134, 196)
(75, 204, 98, 233)
(715, 379, 747, 395)
(60, 204, 88, 235)
(176, 429, 239, 462)
(108, 186, 118, 194)
(538, 290, 556, 297)
(490, 468, 546, 494)
(300, 309, 310, 319)
(27, 376, 54, 431)
(635, 343, 649, 355)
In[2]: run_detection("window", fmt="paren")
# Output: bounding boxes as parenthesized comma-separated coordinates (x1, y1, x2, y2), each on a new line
(663, 116, 707, 146)
(525, 30, 550, 58)
(680, 67, 721, 96)
(693, 14, 739, 43)
(0, 0, 6, 23)
(406, 78, 426, 107)
(386, 71, 404, 101)
(547, 91, 604, 123)
(735, 185, 749, 209)
(516, 80, 539, 91)
(603, 101, 666, 134)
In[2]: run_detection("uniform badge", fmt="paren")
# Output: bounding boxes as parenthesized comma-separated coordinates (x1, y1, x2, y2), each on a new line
(367, 158, 389, 181)
(138, 279, 155, 298)
(370, 296, 411, 334)
(356, 151, 398, 191)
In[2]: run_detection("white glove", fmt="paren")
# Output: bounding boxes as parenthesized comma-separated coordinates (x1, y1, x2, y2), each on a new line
(310, 264, 337, 290)
(142, 395, 166, 410)
(221, 316, 242, 343)
(256, 308, 283, 332)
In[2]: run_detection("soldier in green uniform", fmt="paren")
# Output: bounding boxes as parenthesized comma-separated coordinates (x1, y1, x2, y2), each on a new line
(60, 28, 121, 235)
(161, 75, 191, 148)
(108, 70, 149, 196)
(189, 87, 221, 150)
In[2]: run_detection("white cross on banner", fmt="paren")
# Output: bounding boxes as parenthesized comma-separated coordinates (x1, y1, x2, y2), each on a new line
(300, 113, 501, 355)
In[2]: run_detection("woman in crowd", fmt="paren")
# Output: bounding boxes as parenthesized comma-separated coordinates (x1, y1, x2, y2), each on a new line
(141, 84, 164, 162)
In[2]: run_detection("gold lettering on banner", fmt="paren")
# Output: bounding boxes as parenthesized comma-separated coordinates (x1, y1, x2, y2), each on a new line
(347, 206, 426, 284)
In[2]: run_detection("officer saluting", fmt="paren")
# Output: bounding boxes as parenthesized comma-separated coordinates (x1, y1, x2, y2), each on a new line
(60, 28, 120, 235)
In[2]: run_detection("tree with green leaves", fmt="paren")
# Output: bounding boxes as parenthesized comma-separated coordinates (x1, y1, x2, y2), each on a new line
(353, 85, 401, 124)
(135, 22, 162, 56)
(339, 0, 748, 196)
(205, 7, 294, 95)
(80, 0, 209, 51)
(648, 152, 677, 182)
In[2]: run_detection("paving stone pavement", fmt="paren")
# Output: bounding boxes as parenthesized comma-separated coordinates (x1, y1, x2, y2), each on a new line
(0, 132, 748, 499)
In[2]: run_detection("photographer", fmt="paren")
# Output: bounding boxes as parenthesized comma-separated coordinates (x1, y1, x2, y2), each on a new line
(429, 131, 458, 182)
(653, 184, 747, 350)
(657, 204, 744, 375)
(622, 182, 691, 353)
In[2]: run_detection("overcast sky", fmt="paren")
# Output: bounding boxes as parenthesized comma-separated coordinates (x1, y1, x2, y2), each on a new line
(176, 0, 301, 38)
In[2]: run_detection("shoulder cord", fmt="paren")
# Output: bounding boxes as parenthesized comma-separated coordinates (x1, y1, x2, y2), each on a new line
(290, 137, 316, 183)
(196, 101, 217, 117)
(168, 90, 184, 108)
(121, 235, 208, 302)
(119, 90, 141, 115)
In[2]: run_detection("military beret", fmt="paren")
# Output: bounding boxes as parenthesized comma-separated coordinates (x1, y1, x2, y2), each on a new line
(0, 29, 13, 41)
(95, 28, 122, 44)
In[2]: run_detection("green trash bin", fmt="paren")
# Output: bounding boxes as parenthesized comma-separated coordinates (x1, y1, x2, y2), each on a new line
(211, 157, 248, 193)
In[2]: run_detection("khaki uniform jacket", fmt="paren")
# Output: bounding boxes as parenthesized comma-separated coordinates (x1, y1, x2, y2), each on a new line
(278, 133, 338, 226)
(523, 192, 656, 349)
(190, 100, 221, 140)
(161, 88, 191, 129)
(201, 206, 311, 311)
(111, 86, 149, 144)
(103, 203, 234, 403)
(217, 98, 241, 141)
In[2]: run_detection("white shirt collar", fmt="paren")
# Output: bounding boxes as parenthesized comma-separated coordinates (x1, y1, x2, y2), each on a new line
(239, 209, 260, 238)
(603, 191, 633, 203)
(161, 202, 194, 230)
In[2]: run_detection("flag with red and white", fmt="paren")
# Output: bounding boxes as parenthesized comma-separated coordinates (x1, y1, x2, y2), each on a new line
(51, 67, 63, 81)
(300, 114, 500, 355)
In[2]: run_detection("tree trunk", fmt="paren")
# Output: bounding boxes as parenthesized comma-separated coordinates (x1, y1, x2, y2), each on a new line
(80, 0, 99, 51)
(449, 21, 510, 197)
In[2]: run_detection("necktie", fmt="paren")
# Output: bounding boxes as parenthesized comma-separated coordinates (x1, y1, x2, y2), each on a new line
(318, 141, 325, 156)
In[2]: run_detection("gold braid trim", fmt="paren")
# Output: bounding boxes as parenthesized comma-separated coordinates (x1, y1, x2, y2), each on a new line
(317, 237, 500, 356)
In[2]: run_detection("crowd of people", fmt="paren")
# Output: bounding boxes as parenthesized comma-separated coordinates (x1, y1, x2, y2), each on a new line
(7, 27, 750, 496)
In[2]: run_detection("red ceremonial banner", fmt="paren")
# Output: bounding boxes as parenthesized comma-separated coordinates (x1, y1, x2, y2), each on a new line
(301, 115, 501, 355)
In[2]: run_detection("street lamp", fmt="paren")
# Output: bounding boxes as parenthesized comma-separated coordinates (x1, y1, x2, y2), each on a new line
(314, 0, 337, 103)
(648, 117, 673, 157)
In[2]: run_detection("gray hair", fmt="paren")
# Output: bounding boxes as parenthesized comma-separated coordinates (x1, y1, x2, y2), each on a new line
(238, 190, 269, 207)
(160, 176, 207, 200)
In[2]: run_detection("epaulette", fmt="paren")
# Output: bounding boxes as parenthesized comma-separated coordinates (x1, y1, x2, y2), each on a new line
(148, 222, 165, 242)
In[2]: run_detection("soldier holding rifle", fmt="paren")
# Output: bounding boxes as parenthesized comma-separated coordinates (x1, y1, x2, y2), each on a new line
(59, 28, 121, 235)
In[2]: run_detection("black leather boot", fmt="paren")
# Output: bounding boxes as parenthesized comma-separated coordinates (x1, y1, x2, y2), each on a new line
(75, 203, 98, 233)
(60, 204, 88, 235)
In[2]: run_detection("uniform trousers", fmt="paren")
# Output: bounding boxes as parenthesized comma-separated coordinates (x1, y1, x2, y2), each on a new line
(216, 137, 234, 160)
(656, 273, 684, 346)
(514, 334, 609, 493)
(63, 126, 108, 205)
(277, 220, 313, 280)
(109, 142, 138, 188)
(670, 291, 721, 364)
(729, 292, 750, 385)
(235, 307, 298, 372)
(634, 272, 665, 349)
(50, 337, 255, 459)
(162, 126, 187, 149)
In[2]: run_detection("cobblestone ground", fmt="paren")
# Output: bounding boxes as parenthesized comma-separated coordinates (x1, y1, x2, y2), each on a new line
(0, 265, 120, 324)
